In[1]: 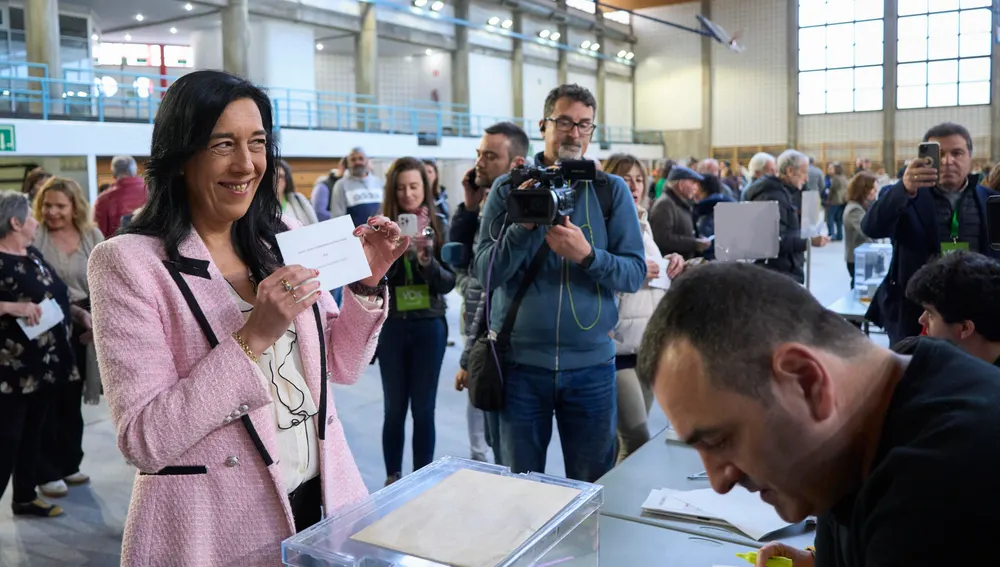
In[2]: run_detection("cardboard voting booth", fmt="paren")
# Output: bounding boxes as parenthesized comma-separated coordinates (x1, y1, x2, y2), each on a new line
(713, 202, 781, 262)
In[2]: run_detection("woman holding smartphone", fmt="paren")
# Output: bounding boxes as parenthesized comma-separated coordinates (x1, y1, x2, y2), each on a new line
(376, 157, 455, 487)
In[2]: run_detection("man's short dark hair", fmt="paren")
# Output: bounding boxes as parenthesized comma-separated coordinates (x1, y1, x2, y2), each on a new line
(923, 122, 974, 154)
(543, 84, 597, 120)
(637, 263, 867, 400)
(484, 121, 529, 161)
(905, 251, 1000, 341)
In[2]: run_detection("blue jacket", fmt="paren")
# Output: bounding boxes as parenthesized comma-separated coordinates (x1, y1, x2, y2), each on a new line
(861, 178, 1000, 342)
(473, 172, 646, 372)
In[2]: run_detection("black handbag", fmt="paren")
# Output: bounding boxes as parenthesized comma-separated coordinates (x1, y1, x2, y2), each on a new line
(467, 242, 550, 412)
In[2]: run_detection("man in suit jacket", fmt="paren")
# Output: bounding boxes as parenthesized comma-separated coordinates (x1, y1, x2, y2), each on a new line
(862, 122, 1000, 344)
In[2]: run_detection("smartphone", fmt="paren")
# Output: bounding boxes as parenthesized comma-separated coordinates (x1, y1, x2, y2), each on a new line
(397, 213, 418, 237)
(464, 168, 478, 187)
(988, 195, 1000, 251)
(917, 141, 941, 172)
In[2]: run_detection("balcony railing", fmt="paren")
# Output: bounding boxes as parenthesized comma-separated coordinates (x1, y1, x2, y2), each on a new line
(0, 61, 663, 146)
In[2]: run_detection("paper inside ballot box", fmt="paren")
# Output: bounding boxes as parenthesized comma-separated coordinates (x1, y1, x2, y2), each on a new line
(349, 468, 581, 567)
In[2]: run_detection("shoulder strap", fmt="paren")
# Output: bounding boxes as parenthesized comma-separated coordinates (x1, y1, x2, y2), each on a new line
(594, 172, 613, 224)
(497, 241, 550, 343)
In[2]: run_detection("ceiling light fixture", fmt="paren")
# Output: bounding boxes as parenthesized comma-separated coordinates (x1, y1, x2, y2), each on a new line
(617, 49, 627, 58)
(539, 29, 550, 38)
(135, 13, 144, 21)
(91, 33, 99, 41)
(426, 48, 434, 55)
(184, 2, 193, 10)
(414, 0, 428, 6)
(549, 32, 560, 41)
(625, 52, 634, 60)
(590, 43, 600, 51)
(580, 40, 591, 49)
(487, 16, 500, 26)
(124, 33, 132, 41)
(316, 43, 324, 50)
(170, 27, 178, 34)
(430, 1, 444, 11)
(501, 19, 513, 29)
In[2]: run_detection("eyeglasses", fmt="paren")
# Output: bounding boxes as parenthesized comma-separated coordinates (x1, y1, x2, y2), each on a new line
(545, 117, 596, 135)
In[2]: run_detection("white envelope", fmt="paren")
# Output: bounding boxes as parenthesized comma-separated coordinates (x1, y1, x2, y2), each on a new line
(648, 256, 671, 290)
(275, 215, 373, 292)
(17, 298, 65, 341)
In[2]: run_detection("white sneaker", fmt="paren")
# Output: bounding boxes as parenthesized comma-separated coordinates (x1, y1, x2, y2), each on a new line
(39, 480, 68, 497)
(64, 472, 90, 485)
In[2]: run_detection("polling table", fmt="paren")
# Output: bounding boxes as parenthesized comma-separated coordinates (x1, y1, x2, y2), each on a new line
(826, 292, 873, 335)
(600, 515, 754, 565)
(596, 428, 816, 550)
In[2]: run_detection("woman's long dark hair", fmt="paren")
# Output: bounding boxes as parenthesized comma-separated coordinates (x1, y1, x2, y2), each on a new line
(278, 160, 296, 196)
(124, 70, 284, 284)
(382, 157, 445, 251)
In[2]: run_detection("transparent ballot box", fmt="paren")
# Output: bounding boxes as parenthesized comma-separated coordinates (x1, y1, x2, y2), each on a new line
(282, 456, 603, 567)
(854, 243, 892, 302)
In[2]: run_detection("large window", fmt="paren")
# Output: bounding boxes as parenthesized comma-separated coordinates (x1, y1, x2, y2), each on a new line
(798, 1, 885, 114)
(563, 0, 630, 25)
(94, 43, 194, 68)
(896, 0, 992, 109)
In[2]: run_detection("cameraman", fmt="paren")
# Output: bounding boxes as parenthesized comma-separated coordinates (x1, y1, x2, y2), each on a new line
(473, 84, 645, 482)
(451, 122, 529, 463)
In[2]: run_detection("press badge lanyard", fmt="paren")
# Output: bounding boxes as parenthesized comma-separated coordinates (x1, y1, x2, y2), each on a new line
(403, 256, 414, 285)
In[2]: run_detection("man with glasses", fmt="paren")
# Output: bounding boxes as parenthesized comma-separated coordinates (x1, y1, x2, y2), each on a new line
(473, 84, 645, 482)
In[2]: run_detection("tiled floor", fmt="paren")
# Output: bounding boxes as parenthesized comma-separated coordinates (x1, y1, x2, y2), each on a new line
(0, 239, 877, 566)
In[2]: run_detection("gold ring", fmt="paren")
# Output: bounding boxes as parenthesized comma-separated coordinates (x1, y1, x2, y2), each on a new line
(291, 291, 298, 301)
(280, 279, 293, 292)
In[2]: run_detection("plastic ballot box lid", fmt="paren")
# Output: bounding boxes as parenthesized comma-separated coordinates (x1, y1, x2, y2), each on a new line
(282, 456, 603, 567)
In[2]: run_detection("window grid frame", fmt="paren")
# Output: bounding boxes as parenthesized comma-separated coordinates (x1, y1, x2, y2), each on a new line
(895, 4, 993, 109)
(797, 1, 886, 116)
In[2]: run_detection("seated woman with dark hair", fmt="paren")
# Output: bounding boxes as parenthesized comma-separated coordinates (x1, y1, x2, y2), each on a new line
(88, 70, 407, 565)
(276, 160, 318, 226)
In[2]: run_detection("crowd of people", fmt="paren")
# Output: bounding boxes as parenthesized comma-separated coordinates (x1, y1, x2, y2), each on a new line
(2, 68, 1000, 566)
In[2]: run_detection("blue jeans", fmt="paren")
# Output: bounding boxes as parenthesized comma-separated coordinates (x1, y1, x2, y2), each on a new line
(484, 410, 503, 466)
(499, 361, 617, 482)
(377, 317, 447, 477)
(827, 204, 845, 240)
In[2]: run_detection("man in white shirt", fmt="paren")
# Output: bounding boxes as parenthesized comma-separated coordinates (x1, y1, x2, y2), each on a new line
(328, 147, 384, 227)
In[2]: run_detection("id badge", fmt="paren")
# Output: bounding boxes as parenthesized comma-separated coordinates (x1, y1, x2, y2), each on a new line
(396, 284, 431, 311)
(941, 241, 970, 254)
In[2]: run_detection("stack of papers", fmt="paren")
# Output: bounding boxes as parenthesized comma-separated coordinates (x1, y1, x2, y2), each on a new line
(641, 486, 793, 541)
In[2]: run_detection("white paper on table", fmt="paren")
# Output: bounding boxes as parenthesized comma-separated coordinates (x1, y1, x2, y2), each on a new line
(350, 469, 581, 567)
(641, 488, 729, 527)
(670, 485, 793, 541)
(648, 256, 671, 290)
(17, 298, 64, 341)
(275, 215, 372, 292)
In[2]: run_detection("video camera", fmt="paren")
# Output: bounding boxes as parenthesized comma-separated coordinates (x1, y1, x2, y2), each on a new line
(506, 160, 596, 225)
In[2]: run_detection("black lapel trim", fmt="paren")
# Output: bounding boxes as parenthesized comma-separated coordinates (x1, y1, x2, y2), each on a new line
(140, 465, 207, 476)
(162, 259, 274, 467)
(313, 303, 328, 440)
(170, 256, 212, 279)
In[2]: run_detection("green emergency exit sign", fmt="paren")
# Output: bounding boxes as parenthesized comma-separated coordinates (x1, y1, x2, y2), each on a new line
(0, 125, 14, 152)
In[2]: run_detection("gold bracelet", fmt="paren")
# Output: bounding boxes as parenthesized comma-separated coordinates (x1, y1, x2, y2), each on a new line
(232, 331, 259, 363)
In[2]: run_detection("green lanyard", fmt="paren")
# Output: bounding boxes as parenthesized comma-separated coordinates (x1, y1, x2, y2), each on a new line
(403, 256, 414, 285)
(950, 209, 959, 241)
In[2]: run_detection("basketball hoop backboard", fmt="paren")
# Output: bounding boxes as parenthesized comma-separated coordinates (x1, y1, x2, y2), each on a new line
(696, 14, 745, 53)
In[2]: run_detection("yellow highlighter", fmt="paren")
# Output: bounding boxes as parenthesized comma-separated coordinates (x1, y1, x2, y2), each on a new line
(735, 551, 794, 567)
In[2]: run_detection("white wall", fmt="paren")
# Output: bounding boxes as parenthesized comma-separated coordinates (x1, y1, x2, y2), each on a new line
(248, 20, 317, 127)
(799, 113, 884, 145)
(895, 106, 992, 142)
(711, 0, 788, 147)
(469, 53, 513, 119)
(523, 62, 558, 131)
(314, 53, 356, 95)
(1, 118, 663, 161)
(191, 28, 223, 71)
(605, 77, 634, 129)
(633, 2, 703, 131)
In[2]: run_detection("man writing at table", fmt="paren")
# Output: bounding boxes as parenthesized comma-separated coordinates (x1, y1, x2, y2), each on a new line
(637, 262, 1000, 567)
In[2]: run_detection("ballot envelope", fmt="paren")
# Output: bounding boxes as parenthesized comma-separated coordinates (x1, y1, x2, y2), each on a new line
(282, 456, 603, 567)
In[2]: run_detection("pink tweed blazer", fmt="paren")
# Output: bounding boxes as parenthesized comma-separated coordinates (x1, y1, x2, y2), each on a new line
(88, 228, 386, 567)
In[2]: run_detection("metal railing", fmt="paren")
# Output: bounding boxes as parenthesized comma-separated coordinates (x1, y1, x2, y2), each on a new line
(0, 61, 663, 146)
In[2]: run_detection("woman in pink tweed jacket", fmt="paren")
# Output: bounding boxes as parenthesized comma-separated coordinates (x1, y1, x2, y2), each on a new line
(88, 71, 407, 566)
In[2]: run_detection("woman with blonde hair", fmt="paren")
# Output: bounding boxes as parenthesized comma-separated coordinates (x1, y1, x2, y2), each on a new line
(32, 177, 104, 497)
(603, 153, 684, 461)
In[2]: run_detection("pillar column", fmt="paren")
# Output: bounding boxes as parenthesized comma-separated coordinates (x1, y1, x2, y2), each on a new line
(356, 3, 378, 100)
(786, 0, 799, 148)
(596, 32, 607, 145)
(221, 0, 249, 78)
(512, 12, 524, 121)
(883, 0, 898, 171)
(699, 0, 713, 157)
(557, 0, 569, 85)
(991, 0, 1000, 162)
(25, 0, 61, 113)
(451, 0, 470, 134)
